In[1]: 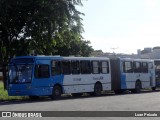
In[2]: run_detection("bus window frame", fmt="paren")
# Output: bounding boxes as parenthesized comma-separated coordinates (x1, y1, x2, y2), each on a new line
(61, 60, 71, 75)
(71, 60, 80, 75)
(122, 61, 133, 73)
(142, 62, 148, 73)
(80, 60, 92, 74)
(51, 60, 62, 76)
(35, 64, 50, 78)
(100, 61, 110, 74)
(92, 61, 100, 74)
(133, 61, 142, 73)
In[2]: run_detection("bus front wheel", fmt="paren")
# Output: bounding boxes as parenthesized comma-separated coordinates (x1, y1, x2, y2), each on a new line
(152, 87, 156, 91)
(51, 85, 62, 99)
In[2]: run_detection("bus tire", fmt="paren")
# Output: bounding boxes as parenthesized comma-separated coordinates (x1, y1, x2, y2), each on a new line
(133, 81, 141, 93)
(152, 87, 156, 91)
(94, 83, 102, 96)
(51, 85, 62, 99)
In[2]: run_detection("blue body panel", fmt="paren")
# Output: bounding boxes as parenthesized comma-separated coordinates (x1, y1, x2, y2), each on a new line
(121, 73, 127, 89)
(8, 56, 65, 96)
(120, 59, 127, 89)
(8, 84, 52, 96)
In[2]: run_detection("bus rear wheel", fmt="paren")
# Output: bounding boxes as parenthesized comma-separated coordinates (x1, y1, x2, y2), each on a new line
(132, 81, 141, 93)
(51, 85, 62, 99)
(152, 87, 156, 91)
(94, 83, 102, 96)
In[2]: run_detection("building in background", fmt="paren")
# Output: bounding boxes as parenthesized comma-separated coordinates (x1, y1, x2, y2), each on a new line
(138, 47, 160, 59)
(92, 46, 160, 59)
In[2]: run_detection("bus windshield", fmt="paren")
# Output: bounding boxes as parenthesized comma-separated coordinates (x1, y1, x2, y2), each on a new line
(9, 64, 33, 84)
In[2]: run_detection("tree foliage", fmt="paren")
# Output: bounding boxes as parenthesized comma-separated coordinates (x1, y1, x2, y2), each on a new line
(0, 0, 93, 88)
(0, 0, 93, 61)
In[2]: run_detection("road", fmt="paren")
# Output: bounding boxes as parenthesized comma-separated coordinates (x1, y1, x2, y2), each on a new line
(1, 90, 160, 120)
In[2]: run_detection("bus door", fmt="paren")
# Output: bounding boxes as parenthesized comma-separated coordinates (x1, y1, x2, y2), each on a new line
(154, 61, 160, 87)
(121, 61, 134, 89)
(133, 61, 142, 87)
(33, 60, 51, 87)
(148, 62, 155, 87)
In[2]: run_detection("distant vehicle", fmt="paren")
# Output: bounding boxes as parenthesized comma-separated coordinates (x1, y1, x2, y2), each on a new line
(154, 59, 160, 87)
(7, 56, 111, 99)
(110, 57, 156, 93)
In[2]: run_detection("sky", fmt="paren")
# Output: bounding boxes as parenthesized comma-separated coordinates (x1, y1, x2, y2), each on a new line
(77, 0, 160, 54)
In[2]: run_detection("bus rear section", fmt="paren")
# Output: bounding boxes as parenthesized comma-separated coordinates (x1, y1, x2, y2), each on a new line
(110, 57, 156, 93)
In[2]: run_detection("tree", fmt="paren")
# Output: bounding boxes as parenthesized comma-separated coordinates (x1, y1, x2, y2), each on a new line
(0, 0, 93, 89)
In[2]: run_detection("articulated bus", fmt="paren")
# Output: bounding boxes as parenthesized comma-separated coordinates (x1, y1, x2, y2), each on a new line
(110, 57, 156, 93)
(7, 56, 156, 99)
(7, 56, 111, 99)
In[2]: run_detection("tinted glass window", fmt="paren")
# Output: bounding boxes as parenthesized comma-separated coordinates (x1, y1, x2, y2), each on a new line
(62, 61, 71, 74)
(92, 61, 99, 74)
(71, 61, 80, 74)
(142, 62, 148, 73)
(11, 58, 34, 64)
(51, 61, 61, 75)
(133, 62, 141, 73)
(123, 61, 133, 73)
(148, 62, 153, 69)
(35, 65, 49, 78)
(101, 61, 109, 74)
(80, 61, 91, 74)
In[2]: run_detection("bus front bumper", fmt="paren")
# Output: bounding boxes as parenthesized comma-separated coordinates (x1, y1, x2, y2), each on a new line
(8, 87, 53, 96)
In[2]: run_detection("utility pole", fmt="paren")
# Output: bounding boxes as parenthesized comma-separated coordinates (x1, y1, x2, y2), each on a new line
(110, 47, 118, 54)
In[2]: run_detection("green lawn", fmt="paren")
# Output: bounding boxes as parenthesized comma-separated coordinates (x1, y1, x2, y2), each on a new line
(0, 81, 27, 100)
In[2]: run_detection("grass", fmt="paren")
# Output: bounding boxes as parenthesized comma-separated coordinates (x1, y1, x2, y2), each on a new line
(0, 81, 28, 101)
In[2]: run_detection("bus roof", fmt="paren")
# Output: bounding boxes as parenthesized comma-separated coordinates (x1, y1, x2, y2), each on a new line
(118, 57, 153, 62)
(11, 56, 110, 61)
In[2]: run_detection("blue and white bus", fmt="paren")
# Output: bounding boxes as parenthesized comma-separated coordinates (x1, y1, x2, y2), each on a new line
(7, 56, 111, 99)
(110, 57, 156, 93)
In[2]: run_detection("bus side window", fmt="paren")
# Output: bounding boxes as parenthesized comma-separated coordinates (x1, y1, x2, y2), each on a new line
(61, 61, 71, 75)
(71, 61, 80, 74)
(133, 62, 141, 73)
(148, 62, 153, 69)
(101, 61, 109, 74)
(35, 65, 49, 78)
(92, 61, 99, 74)
(123, 61, 133, 73)
(80, 61, 91, 74)
(51, 61, 61, 75)
(142, 62, 148, 73)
